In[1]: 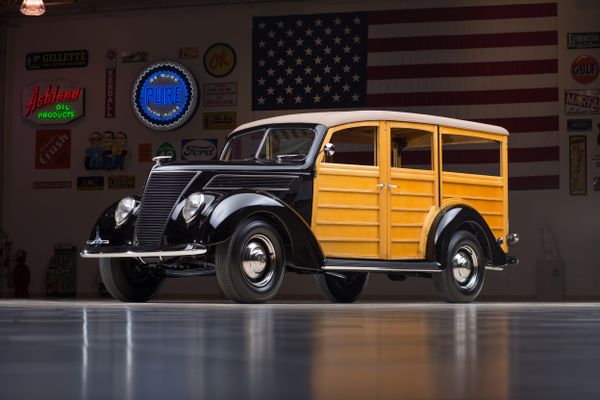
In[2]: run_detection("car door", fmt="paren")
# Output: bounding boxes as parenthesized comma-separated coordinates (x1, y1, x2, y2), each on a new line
(312, 122, 386, 259)
(386, 122, 439, 259)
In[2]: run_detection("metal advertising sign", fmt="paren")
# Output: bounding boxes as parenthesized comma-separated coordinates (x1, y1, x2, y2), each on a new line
(25, 49, 88, 70)
(567, 32, 600, 49)
(203, 111, 236, 130)
(23, 80, 85, 125)
(32, 181, 72, 189)
(203, 82, 237, 107)
(138, 143, 153, 163)
(569, 135, 587, 195)
(121, 51, 147, 63)
(571, 55, 599, 84)
(565, 89, 600, 115)
(132, 61, 198, 131)
(567, 119, 593, 131)
(181, 139, 218, 161)
(180, 47, 200, 60)
(155, 142, 177, 161)
(77, 176, 104, 191)
(35, 130, 71, 169)
(203, 43, 236, 78)
(108, 175, 136, 189)
(105, 49, 117, 118)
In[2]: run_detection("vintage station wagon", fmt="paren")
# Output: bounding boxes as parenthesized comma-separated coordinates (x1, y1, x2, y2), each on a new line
(81, 110, 518, 303)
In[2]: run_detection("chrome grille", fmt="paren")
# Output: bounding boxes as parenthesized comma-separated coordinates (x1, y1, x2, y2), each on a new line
(135, 170, 198, 246)
(204, 174, 296, 191)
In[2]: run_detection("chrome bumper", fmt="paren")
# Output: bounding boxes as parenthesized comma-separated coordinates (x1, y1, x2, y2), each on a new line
(80, 243, 207, 259)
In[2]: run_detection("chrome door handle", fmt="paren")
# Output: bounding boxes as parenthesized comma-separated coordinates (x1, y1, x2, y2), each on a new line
(376, 183, 385, 188)
(387, 184, 398, 189)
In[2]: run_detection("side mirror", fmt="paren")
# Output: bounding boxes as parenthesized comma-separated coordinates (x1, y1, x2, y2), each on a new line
(324, 143, 335, 157)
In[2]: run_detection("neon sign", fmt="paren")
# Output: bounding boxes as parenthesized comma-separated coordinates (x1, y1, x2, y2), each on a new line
(132, 61, 198, 131)
(22, 81, 84, 125)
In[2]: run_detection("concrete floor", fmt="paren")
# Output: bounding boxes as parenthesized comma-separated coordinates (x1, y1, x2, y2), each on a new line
(0, 301, 599, 400)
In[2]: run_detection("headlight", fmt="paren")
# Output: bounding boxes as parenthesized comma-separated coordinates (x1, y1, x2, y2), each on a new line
(115, 196, 136, 227)
(182, 192, 205, 223)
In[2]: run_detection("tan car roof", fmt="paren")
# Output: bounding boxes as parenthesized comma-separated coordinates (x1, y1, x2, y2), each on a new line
(231, 110, 509, 136)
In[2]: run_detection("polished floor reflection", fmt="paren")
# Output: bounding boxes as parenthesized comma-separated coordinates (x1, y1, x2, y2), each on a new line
(0, 301, 599, 400)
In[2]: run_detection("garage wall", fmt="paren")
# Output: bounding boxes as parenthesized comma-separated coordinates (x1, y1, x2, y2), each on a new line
(1, 0, 599, 299)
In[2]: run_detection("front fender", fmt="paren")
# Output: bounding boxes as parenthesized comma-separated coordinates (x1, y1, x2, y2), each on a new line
(426, 205, 507, 267)
(200, 191, 324, 271)
(86, 195, 141, 246)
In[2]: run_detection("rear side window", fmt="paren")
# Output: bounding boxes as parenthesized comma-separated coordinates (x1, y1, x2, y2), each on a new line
(324, 126, 377, 166)
(390, 128, 432, 170)
(442, 134, 501, 176)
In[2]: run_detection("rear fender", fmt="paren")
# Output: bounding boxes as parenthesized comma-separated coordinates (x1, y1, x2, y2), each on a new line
(426, 205, 507, 267)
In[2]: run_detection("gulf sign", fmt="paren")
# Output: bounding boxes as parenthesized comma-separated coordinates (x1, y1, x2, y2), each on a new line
(132, 61, 198, 131)
(571, 55, 599, 84)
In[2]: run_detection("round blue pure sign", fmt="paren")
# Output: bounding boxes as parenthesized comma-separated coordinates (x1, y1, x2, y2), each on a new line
(132, 61, 198, 131)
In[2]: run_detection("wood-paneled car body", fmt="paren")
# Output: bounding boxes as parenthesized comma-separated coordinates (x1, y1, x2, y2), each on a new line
(81, 111, 519, 303)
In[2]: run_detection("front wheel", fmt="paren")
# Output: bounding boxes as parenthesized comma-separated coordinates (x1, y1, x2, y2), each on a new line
(433, 230, 486, 303)
(315, 272, 369, 303)
(215, 219, 285, 303)
(99, 258, 164, 302)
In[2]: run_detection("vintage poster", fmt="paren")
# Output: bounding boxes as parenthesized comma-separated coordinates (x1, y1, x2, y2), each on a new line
(180, 47, 200, 59)
(182, 139, 218, 161)
(138, 143, 153, 163)
(565, 89, 600, 115)
(84, 131, 128, 171)
(121, 51, 147, 63)
(569, 135, 587, 195)
(32, 181, 72, 189)
(203, 82, 237, 107)
(35, 130, 71, 169)
(203, 111, 236, 130)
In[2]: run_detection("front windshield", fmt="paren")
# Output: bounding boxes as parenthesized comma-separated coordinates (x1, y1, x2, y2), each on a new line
(222, 128, 315, 162)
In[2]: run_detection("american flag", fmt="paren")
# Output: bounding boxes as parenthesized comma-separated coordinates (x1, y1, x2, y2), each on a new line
(252, 2, 559, 191)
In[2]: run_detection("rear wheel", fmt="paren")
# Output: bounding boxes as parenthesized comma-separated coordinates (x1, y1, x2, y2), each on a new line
(433, 230, 486, 303)
(215, 219, 285, 303)
(315, 272, 369, 303)
(99, 258, 164, 302)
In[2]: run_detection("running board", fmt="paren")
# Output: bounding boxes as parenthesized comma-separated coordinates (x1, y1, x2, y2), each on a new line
(322, 259, 442, 273)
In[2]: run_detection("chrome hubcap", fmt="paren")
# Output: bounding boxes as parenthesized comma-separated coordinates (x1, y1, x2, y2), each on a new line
(452, 245, 479, 290)
(241, 234, 275, 287)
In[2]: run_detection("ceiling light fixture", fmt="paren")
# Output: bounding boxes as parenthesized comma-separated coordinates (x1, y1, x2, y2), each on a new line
(20, 0, 46, 16)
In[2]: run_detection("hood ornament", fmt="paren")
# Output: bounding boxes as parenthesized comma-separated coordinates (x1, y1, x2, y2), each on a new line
(152, 156, 172, 168)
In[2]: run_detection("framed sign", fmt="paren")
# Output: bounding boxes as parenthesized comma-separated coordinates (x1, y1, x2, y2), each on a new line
(565, 89, 600, 115)
(203, 111, 236, 130)
(567, 32, 600, 49)
(23, 80, 84, 125)
(26, 49, 88, 70)
(569, 135, 587, 195)
(132, 61, 198, 131)
(35, 130, 71, 169)
(203, 82, 237, 107)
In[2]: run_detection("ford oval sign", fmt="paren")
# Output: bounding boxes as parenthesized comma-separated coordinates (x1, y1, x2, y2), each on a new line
(182, 139, 218, 161)
(132, 61, 198, 131)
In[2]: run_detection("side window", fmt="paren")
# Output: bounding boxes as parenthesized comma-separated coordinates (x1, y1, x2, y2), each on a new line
(390, 128, 432, 170)
(442, 134, 501, 176)
(324, 126, 377, 166)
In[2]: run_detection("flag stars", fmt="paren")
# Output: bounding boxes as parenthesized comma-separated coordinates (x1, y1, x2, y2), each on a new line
(296, 38, 304, 46)
(352, 54, 360, 63)
(267, 49, 275, 57)
(267, 87, 275, 95)
(352, 93, 360, 101)
(342, 83, 350, 92)
(314, 56, 322, 64)
(286, 29, 294, 37)
(333, 74, 341, 82)
(276, 77, 285, 85)
(323, 65, 332, 73)
(334, 17, 342, 25)
(295, 57, 303, 65)
(304, 85, 312, 93)
(343, 27, 351, 35)
(323, 84, 331, 93)
(304, 66, 313, 75)
(315, 18, 323, 27)
(324, 27, 332, 35)
(296, 19, 304, 27)
(333, 36, 342, 45)
(314, 75, 322, 84)
(267, 30, 275, 39)
(294, 95, 302, 103)
(313, 94, 321, 103)
(285, 86, 294, 94)
(342, 64, 351, 73)
(305, 28, 313, 37)
(295, 75, 303, 84)
(277, 20, 285, 28)
(333, 55, 341, 63)
(352, 74, 360, 82)
(353, 16, 361, 24)
(276, 39, 284, 47)
(343, 45, 351, 53)
(314, 37, 323, 46)
(286, 48, 294, 57)
(305, 47, 313, 56)
(257, 77, 266, 86)
(353, 35, 361, 44)
(332, 93, 340, 102)
(257, 96, 266, 104)
(258, 40, 266, 48)
(267, 68, 275, 76)
(258, 59, 266, 67)
(276, 96, 284, 104)
(258, 21, 266, 29)
(285, 67, 294, 75)
(324, 46, 332, 55)
(276, 58, 285, 66)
